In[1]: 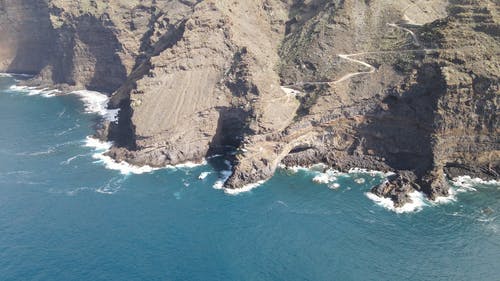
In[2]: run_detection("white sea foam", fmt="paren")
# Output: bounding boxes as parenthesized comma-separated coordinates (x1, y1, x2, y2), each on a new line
(84, 136, 112, 151)
(432, 187, 458, 204)
(312, 173, 330, 184)
(329, 183, 341, 190)
(281, 165, 394, 192)
(366, 182, 455, 213)
(172, 160, 207, 169)
(9, 85, 35, 92)
(95, 186, 119, 195)
(70, 90, 119, 122)
(213, 170, 233, 190)
(213, 159, 268, 194)
(8, 80, 209, 176)
(95, 177, 126, 195)
(281, 163, 327, 174)
(312, 168, 387, 186)
(276, 200, 289, 207)
(173, 192, 182, 200)
(84, 137, 157, 175)
(348, 167, 395, 177)
(212, 160, 233, 189)
(0, 73, 33, 79)
(310, 163, 328, 170)
(84, 137, 206, 175)
(60, 154, 86, 165)
(9, 83, 119, 121)
(66, 187, 91, 196)
(9, 85, 61, 97)
(27, 88, 55, 97)
(431, 176, 500, 204)
(198, 172, 211, 180)
(366, 190, 427, 214)
(212, 181, 224, 190)
(280, 164, 394, 179)
(57, 108, 66, 118)
(354, 178, 366, 184)
(93, 151, 159, 175)
(286, 166, 310, 173)
(312, 171, 338, 184)
(451, 175, 499, 191)
(55, 124, 81, 136)
(17, 146, 57, 156)
(367, 174, 500, 213)
(206, 154, 223, 159)
(224, 180, 265, 195)
(31, 148, 56, 156)
(0, 72, 32, 78)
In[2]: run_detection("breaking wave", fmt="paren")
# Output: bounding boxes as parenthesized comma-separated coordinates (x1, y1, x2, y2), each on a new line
(365, 190, 427, 214)
(365, 175, 500, 213)
(9, 85, 60, 97)
(224, 180, 265, 195)
(213, 160, 233, 190)
(70, 90, 119, 122)
(84, 137, 159, 175)
(84, 137, 206, 175)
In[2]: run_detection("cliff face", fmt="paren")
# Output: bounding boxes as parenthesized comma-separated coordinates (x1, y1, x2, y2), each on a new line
(0, 0, 54, 74)
(1, 0, 498, 205)
(1, 0, 191, 92)
(424, 1, 500, 197)
(97, 0, 298, 168)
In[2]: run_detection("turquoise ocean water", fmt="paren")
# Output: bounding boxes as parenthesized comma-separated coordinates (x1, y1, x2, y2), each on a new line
(0, 75, 499, 281)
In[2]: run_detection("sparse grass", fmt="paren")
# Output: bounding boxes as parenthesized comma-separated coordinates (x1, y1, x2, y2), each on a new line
(293, 89, 320, 121)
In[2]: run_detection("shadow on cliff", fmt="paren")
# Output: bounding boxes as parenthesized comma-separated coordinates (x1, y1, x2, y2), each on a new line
(207, 107, 250, 158)
(5, 0, 54, 74)
(107, 16, 189, 149)
(357, 63, 446, 178)
(8, 10, 128, 93)
(75, 14, 127, 93)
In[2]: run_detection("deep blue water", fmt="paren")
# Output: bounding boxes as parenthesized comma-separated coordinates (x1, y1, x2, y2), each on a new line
(0, 75, 499, 281)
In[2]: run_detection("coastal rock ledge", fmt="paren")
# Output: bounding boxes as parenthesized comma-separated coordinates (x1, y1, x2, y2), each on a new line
(1, 0, 498, 205)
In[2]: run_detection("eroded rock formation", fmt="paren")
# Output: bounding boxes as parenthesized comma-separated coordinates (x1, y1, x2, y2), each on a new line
(1, 0, 498, 205)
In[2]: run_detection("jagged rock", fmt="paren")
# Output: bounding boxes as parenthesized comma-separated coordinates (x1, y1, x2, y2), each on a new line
(1, 0, 498, 205)
(371, 171, 419, 207)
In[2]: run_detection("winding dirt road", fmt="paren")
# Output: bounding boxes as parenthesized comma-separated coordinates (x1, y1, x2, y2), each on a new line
(281, 21, 432, 91)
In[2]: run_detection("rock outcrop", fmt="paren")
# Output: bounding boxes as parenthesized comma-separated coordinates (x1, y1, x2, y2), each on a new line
(371, 171, 419, 208)
(1, 0, 498, 205)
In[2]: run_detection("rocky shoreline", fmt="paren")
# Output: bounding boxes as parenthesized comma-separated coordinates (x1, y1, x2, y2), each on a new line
(1, 0, 498, 206)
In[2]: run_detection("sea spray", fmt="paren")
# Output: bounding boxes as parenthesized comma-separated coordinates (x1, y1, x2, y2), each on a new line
(198, 172, 211, 180)
(70, 90, 120, 122)
(224, 180, 266, 195)
(365, 190, 428, 214)
(213, 160, 233, 190)
(452, 175, 499, 191)
(84, 137, 159, 175)
(84, 137, 207, 175)
(7, 84, 119, 121)
(9, 85, 60, 97)
(365, 176, 500, 213)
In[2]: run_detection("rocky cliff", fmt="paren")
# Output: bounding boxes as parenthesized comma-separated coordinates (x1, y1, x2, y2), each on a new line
(1, 0, 498, 206)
